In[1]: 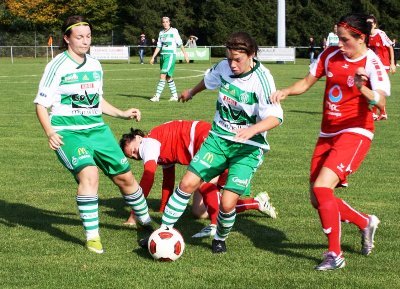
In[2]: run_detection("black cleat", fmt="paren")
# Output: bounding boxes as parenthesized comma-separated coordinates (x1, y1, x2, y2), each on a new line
(138, 236, 150, 249)
(212, 239, 227, 254)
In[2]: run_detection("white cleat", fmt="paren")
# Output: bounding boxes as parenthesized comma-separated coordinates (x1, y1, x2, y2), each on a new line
(150, 95, 160, 102)
(361, 215, 380, 256)
(192, 224, 217, 238)
(255, 192, 277, 219)
(169, 96, 179, 101)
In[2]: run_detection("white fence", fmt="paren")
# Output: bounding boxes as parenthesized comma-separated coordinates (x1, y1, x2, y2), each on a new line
(0, 45, 304, 64)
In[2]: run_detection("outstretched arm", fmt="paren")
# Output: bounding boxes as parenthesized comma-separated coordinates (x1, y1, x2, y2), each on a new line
(179, 79, 207, 102)
(270, 73, 318, 103)
(101, 98, 141, 121)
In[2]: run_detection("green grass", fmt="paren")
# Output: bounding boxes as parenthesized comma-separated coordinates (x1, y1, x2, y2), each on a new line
(0, 57, 399, 289)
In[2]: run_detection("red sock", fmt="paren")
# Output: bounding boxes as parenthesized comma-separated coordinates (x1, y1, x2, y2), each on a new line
(159, 187, 173, 212)
(235, 198, 258, 213)
(313, 187, 341, 255)
(198, 183, 220, 225)
(371, 106, 378, 115)
(336, 197, 368, 230)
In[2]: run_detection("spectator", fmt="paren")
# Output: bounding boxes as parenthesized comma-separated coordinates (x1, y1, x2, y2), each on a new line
(138, 33, 147, 64)
(308, 36, 316, 64)
(185, 35, 198, 48)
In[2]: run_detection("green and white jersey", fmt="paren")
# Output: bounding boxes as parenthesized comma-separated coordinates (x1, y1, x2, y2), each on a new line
(204, 59, 283, 151)
(157, 27, 183, 55)
(34, 51, 104, 131)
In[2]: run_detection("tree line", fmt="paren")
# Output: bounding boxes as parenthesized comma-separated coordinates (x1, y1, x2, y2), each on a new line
(1, 0, 399, 48)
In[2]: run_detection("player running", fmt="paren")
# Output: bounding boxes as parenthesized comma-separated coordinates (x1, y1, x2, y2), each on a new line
(119, 120, 277, 238)
(149, 32, 283, 254)
(271, 13, 390, 270)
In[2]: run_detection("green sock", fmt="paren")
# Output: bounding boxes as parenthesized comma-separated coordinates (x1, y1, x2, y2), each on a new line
(167, 80, 178, 97)
(215, 209, 236, 240)
(123, 187, 151, 225)
(155, 80, 166, 97)
(161, 187, 191, 227)
(76, 195, 99, 240)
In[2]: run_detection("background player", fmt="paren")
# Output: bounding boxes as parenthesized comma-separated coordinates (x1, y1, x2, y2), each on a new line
(120, 120, 277, 238)
(149, 16, 189, 102)
(271, 13, 390, 270)
(367, 14, 395, 120)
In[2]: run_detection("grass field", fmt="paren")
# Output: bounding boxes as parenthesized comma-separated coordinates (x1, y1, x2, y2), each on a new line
(0, 57, 399, 289)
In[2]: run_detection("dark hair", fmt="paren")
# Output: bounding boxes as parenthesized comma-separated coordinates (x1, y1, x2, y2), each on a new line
(119, 128, 146, 151)
(61, 15, 92, 49)
(367, 14, 377, 25)
(225, 32, 258, 56)
(337, 13, 372, 44)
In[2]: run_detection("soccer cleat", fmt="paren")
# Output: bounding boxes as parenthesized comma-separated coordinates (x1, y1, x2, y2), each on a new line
(86, 236, 104, 254)
(377, 113, 388, 121)
(372, 113, 379, 121)
(138, 236, 150, 249)
(169, 95, 179, 101)
(361, 215, 380, 256)
(212, 239, 227, 254)
(192, 224, 217, 238)
(254, 192, 277, 219)
(314, 251, 346, 271)
(150, 95, 160, 102)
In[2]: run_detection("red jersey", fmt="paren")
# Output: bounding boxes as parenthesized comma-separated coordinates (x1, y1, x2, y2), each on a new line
(137, 120, 211, 197)
(311, 47, 390, 139)
(368, 29, 393, 70)
(139, 120, 211, 166)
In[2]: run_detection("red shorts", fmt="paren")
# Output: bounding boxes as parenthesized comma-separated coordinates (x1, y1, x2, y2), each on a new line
(310, 133, 372, 185)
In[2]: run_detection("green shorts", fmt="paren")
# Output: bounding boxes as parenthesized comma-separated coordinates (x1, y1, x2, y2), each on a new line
(160, 53, 176, 77)
(188, 133, 264, 196)
(55, 125, 131, 177)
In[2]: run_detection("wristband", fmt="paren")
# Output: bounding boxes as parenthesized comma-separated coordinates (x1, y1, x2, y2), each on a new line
(369, 91, 381, 105)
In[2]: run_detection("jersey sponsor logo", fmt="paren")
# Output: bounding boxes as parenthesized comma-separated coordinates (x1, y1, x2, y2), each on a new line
(199, 152, 214, 168)
(64, 73, 79, 83)
(39, 92, 47, 97)
(81, 83, 94, 89)
(71, 91, 99, 108)
(72, 156, 78, 166)
(120, 157, 128, 165)
(232, 176, 249, 187)
(222, 95, 237, 106)
(77, 147, 88, 156)
(82, 74, 89, 81)
(328, 84, 342, 103)
(342, 64, 349, 69)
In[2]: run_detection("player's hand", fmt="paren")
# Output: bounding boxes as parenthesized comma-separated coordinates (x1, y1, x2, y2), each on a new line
(47, 131, 64, 150)
(150, 57, 154, 65)
(185, 55, 190, 63)
(389, 64, 396, 74)
(270, 89, 288, 104)
(179, 89, 193, 103)
(354, 67, 368, 89)
(122, 108, 141, 121)
(233, 127, 256, 143)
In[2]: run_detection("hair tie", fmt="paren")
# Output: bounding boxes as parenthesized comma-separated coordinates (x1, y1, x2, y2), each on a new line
(65, 22, 89, 33)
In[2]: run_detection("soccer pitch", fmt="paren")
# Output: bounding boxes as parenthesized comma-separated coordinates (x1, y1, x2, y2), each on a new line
(0, 57, 399, 288)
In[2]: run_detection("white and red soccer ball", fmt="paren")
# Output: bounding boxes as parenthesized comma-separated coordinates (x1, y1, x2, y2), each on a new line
(148, 227, 185, 261)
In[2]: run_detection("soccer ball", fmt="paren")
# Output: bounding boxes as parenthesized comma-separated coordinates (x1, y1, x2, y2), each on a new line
(148, 227, 185, 261)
